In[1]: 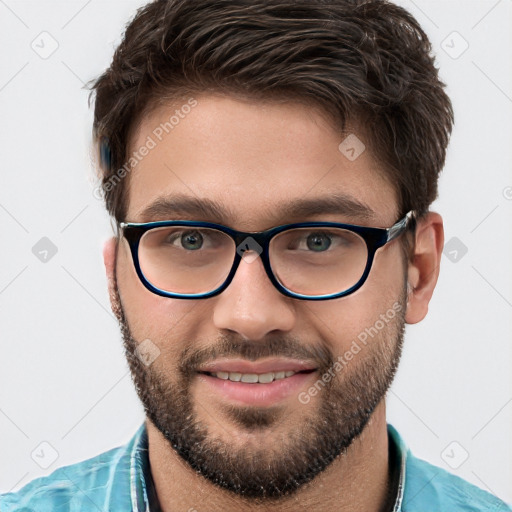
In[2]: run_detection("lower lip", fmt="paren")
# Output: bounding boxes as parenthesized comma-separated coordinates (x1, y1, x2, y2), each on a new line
(197, 371, 316, 407)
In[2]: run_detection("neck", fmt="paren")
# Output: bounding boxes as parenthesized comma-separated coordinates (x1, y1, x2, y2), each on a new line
(147, 400, 391, 512)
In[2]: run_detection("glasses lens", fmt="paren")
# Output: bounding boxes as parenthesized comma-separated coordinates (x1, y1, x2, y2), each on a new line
(270, 227, 368, 296)
(138, 226, 235, 294)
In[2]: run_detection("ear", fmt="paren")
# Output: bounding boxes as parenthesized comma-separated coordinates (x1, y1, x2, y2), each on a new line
(405, 212, 444, 324)
(103, 237, 121, 320)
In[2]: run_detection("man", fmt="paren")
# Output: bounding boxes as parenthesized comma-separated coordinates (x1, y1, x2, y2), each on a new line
(1, 0, 510, 511)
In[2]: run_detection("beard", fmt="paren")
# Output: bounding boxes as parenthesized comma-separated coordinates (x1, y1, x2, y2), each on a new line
(110, 274, 406, 501)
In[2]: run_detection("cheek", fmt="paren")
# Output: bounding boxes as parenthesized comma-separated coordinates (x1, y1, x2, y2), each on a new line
(116, 240, 204, 346)
(305, 246, 405, 356)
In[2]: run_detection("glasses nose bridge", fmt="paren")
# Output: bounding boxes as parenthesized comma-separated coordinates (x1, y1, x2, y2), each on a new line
(228, 228, 277, 284)
(231, 227, 275, 254)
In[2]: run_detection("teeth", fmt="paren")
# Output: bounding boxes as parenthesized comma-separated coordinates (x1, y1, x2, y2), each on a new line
(241, 373, 259, 383)
(258, 372, 274, 384)
(211, 370, 298, 383)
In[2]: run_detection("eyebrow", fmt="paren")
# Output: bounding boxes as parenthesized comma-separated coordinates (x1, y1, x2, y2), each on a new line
(135, 192, 375, 226)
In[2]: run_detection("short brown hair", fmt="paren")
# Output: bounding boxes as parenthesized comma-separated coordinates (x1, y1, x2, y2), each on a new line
(87, 0, 454, 225)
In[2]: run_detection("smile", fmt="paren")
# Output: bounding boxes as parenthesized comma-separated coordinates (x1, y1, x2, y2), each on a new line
(202, 369, 314, 383)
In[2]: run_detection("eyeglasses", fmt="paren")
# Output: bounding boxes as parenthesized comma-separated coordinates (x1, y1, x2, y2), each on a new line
(119, 211, 413, 301)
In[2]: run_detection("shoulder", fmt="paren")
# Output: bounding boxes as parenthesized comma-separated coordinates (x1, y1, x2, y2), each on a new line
(404, 454, 511, 511)
(0, 431, 140, 512)
(388, 425, 512, 512)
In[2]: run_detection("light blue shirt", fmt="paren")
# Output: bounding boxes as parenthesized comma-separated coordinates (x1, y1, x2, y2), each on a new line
(1, 423, 510, 511)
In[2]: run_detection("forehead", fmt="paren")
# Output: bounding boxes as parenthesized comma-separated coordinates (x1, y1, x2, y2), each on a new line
(125, 94, 398, 228)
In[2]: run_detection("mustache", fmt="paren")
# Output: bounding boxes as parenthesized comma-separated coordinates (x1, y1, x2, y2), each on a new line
(179, 333, 334, 376)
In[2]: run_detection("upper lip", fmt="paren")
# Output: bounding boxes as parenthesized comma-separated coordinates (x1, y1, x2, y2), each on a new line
(197, 358, 317, 374)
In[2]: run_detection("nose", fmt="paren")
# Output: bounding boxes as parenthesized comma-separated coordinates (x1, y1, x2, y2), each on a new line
(212, 252, 296, 340)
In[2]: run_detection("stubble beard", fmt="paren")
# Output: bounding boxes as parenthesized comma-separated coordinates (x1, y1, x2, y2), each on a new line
(112, 280, 406, 501)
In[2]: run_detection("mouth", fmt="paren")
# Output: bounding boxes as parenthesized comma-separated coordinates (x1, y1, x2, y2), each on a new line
(196, 358, 318, 406)
(199, 368, 316, 383)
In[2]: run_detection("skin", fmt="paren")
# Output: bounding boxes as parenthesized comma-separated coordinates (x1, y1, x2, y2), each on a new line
(103, 94, 444, 512)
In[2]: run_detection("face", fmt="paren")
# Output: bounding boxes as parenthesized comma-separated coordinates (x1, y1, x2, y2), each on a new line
(110, 94, 408, 499)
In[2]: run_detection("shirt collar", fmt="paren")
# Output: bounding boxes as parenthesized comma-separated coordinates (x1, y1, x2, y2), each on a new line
(129, 422, 160, 512)
(128, 422, 407, 512)
(388, 423, 407, 512)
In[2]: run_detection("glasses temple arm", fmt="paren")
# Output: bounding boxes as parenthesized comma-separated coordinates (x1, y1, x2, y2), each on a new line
(386, 210, 414, 242)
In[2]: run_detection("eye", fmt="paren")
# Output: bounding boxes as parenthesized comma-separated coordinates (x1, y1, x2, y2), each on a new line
(305, 232, 332, 252)
(290, 230, 353, 253)
(170, 230, 204, 250)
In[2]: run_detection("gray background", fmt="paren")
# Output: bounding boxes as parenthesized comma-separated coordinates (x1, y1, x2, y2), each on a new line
(0, 0, 511, 504)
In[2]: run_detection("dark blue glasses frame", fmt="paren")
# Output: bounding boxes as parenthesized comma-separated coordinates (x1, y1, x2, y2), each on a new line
(119, 211, 414, 301)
